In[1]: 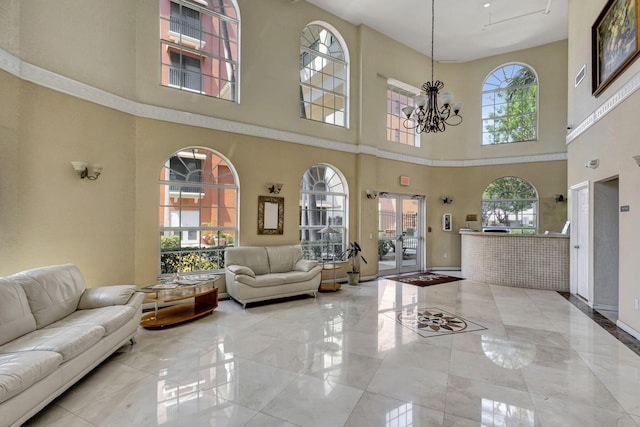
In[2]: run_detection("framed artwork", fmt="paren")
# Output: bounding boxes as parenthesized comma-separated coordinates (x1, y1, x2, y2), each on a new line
(592, 0, 640, 96)
(258, 196, 284, 235)
(442, 213, 452, 232)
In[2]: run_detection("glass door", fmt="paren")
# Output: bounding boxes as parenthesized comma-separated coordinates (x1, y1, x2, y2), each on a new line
(377, 194, 423, 275)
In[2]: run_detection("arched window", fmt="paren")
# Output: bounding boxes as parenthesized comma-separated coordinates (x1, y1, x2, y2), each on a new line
(482, 63, 537, 145)
(160, 0, 239, 101)
(159, 147, 238, 275)
(300, 23, 349, 127)
(299, 164, 347, 261)
(482, 177, 538, 234)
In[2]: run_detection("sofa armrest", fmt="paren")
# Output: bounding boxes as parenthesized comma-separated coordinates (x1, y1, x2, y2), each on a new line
(293, 259, 318, 273)
(77, 285, 138, 309)
(227, 265, 256, 277)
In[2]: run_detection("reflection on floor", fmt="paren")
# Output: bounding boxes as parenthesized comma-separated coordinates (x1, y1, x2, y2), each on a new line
(25, 278, 640, 427)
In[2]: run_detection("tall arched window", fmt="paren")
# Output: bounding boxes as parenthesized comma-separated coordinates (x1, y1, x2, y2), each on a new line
(160, 0, 239, 101)
(300, 23, 349, 127)
(159, 147, 238, 275)
(299, 164, 347, 261)
(482, 176, 538, 234)
(482, 63, 537, 145)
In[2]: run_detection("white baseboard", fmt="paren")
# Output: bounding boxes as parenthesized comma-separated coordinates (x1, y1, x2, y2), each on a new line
(616, 320, 640, 341)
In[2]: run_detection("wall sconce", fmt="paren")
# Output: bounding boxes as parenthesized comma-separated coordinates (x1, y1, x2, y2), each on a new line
(71, 161, 103, 180)
(267, 183, 283, 194)
(365, 189, 378, 199)
(555, 194, 566, 203)
(633, 155, 640, 167)
(441, 196, 453, 204)
(585, 159, 599, 169)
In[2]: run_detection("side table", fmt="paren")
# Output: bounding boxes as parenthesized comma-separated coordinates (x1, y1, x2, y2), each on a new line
(319, 263, 341, 292)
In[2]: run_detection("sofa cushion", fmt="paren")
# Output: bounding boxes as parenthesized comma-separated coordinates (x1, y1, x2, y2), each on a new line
(225, 247, 270, 275)
(45, 305, 136, 336)
(11, 264, 86, 329)
(0, 351, 62, 404)
(267, 245, 303, 274)
(0, 325, 104, 362)
(281, 270, 321, 285)
(77, 285, 136, 309)
(0, 278, 37, 346)
(253, 274, 286, 287)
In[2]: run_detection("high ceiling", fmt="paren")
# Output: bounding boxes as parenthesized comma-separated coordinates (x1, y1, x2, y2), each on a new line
(303, 0, 568, 63)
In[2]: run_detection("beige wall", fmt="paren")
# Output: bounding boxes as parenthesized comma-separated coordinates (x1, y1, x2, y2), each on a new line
(567, 0, 640, 333)
(0, 0, 568, 296)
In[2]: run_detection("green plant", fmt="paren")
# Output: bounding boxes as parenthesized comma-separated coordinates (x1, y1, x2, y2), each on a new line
(343, 241, 367, 273)
(160, 235, 180, 251)
(378, 239, 394, 260)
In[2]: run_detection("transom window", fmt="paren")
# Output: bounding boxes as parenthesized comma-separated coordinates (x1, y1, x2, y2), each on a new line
(482, 176, 537, 234)
(299, 164, 347, 261)
(299, 23, 349, 127)
(159, 147, 238, 275)
(160, 0, 239, 101)
(387, 81, 419, 147)
(482, 64, 537, 145)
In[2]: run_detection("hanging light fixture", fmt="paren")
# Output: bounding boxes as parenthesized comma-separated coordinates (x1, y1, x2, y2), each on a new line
(402, 0, 463, 134)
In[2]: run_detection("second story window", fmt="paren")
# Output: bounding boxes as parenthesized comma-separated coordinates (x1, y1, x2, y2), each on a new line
(160, 0, 239, 101)
(300, 23, 349, 127)
(387, 81, 419, 147)
(482, 63, 537, 145)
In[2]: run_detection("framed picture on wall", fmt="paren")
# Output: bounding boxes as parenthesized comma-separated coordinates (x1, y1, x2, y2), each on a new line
(443, 213, 452, 232)
(592, 0, 640, 96)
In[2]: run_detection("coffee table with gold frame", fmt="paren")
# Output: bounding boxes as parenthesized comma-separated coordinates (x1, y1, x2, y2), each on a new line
(140, 276, 219, 329)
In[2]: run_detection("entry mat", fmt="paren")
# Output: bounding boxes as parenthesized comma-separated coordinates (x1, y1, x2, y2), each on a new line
(387, 307, 487, 338)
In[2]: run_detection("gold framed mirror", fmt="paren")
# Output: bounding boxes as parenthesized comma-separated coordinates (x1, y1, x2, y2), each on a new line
(258, 196, 284, 235)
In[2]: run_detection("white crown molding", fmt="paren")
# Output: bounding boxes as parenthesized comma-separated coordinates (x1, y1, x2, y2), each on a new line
(567, 69, 640, 144)
(1, 48, 565, 167)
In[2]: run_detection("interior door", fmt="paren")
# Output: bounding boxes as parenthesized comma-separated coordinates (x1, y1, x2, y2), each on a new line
(378, 194, 423, 275)
(571, 183, 590, 300)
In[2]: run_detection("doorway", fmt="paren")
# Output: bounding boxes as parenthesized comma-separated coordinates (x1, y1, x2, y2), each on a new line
(377, 193, 424, 275)
(570, 182, 589, 301)
(593, 178, 619, 317)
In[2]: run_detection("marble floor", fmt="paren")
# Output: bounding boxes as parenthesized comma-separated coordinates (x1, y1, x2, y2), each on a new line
(25, 278, 640, 427)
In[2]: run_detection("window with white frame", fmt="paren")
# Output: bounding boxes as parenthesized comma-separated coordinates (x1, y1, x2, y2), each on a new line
(299, 23, 349, 127)
(159, 147, 238, 275)
(387, 80, 419, 146)
(299, 164, 347, 261)
(481, 176, 537, 234)
(160, 0, 239, 101)
(482, 63, 537, 145)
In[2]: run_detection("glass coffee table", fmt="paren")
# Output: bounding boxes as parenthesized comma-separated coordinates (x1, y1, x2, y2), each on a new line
(139, 275, 219, 329)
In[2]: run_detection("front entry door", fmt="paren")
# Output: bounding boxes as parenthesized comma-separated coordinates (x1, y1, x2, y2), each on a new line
(378, 194, 423, 275)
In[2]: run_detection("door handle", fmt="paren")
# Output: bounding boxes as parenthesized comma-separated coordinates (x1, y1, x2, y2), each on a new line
(574, 245, 580, 249)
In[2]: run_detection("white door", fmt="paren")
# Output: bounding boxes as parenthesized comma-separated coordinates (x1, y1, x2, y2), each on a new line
(571, 183, 590, 300)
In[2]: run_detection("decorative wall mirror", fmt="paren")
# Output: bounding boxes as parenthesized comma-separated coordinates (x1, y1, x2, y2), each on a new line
(443, 213, 452, 231)
(258, 196, 284, 235)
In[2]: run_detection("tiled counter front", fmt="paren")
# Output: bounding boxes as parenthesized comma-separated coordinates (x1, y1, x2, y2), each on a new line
(461, 232, 569, 291)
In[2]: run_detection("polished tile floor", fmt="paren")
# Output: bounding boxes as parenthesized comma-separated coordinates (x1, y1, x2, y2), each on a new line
(26, 278, 640, 427)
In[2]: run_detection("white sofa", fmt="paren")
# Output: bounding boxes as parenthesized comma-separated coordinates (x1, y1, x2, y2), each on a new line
(0, 264, 144, 427)
(224, 245, 322, 308)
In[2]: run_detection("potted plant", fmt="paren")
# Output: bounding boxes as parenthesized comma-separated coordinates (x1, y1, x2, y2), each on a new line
(343, 241, 367, 285)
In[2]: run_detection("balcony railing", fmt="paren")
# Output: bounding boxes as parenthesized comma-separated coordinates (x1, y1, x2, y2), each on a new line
(168, 67, 201, 92)
(169, 16, 202, 41)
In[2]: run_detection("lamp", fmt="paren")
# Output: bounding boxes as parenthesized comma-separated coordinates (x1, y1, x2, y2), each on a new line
(267, 183, 283, 194)
(441, 196, 453, 204)
(319, 225, 340, 265)
(71, 161, 103, 180)
(555, 194, 565, 203)
(402, 0, 463, 134)
(633, 155, 640, 166)
(365, 189, 378, 199)
(585, 159, 599, 169)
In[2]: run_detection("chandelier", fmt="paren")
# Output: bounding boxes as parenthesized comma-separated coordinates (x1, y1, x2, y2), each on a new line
(402, 0, 463, 134)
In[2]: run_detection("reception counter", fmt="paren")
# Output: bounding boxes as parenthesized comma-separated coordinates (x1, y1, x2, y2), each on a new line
(460, 231, 569, 291)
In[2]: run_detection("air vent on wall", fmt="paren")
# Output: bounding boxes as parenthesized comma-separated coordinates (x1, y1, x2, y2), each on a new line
(575, 65, 586, 88)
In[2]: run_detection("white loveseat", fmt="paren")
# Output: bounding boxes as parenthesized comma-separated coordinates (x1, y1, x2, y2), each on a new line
(0, 264, 144, 427)
(224, 245, 322, 308)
